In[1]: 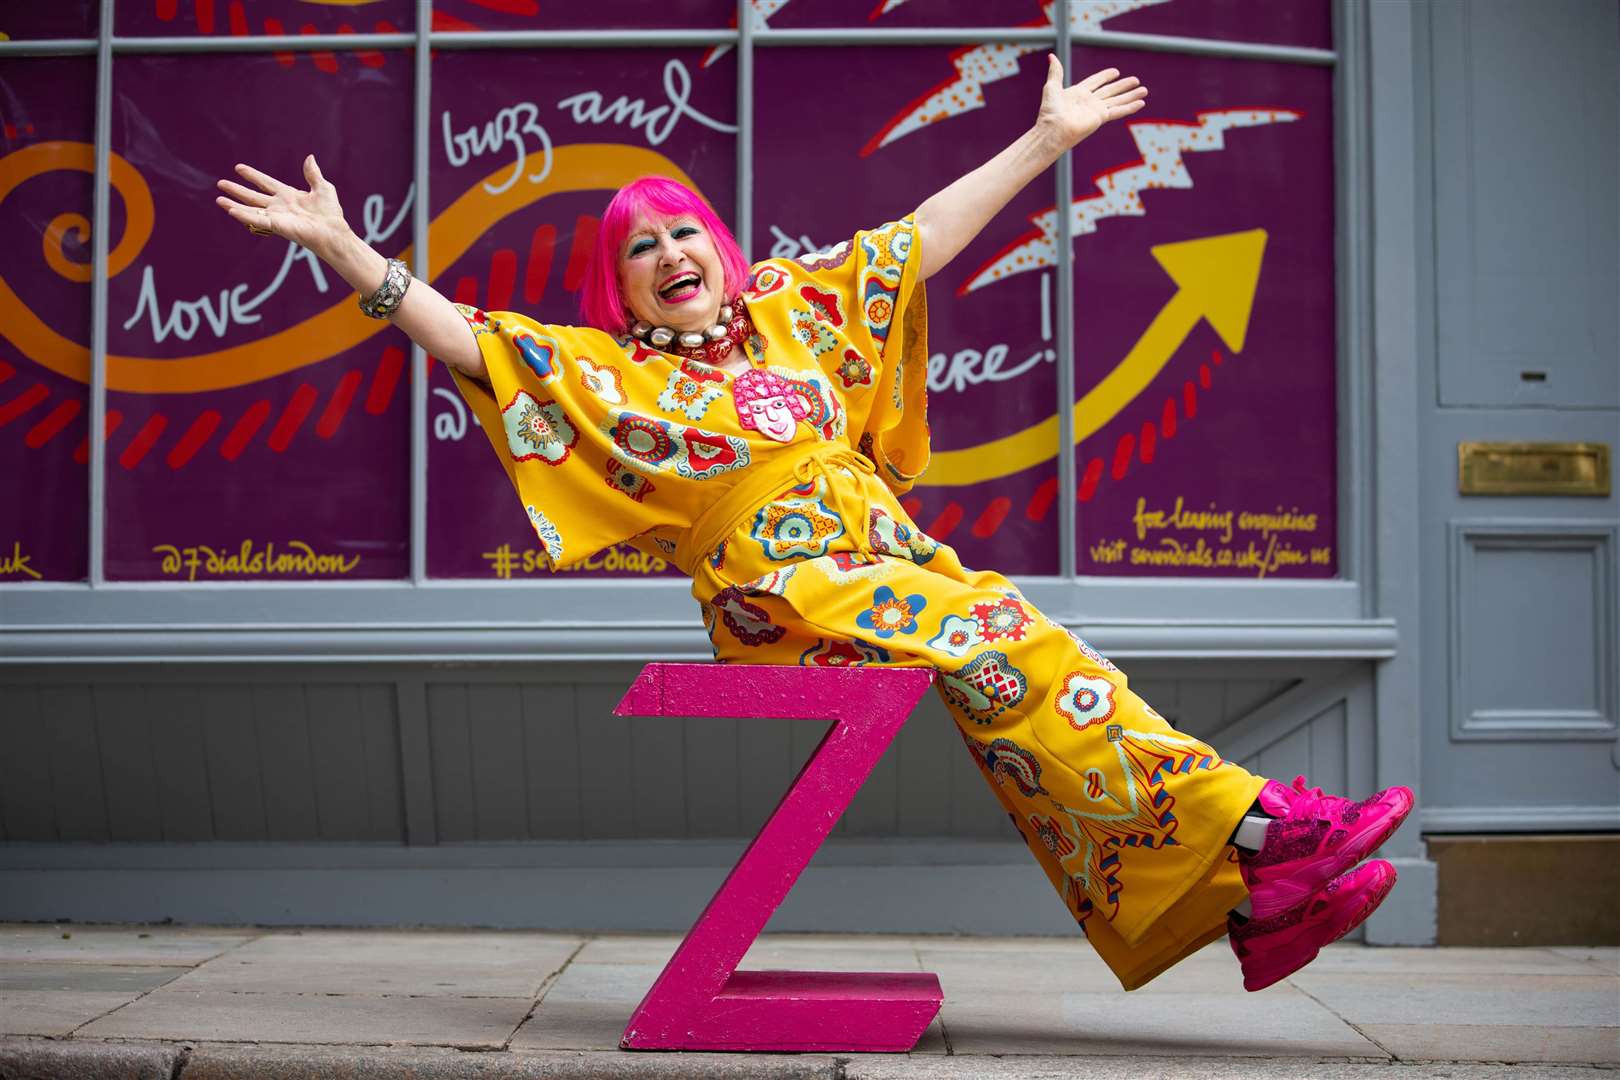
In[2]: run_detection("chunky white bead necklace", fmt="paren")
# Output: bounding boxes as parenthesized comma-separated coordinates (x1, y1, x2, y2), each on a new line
(629, 304, 736, 351)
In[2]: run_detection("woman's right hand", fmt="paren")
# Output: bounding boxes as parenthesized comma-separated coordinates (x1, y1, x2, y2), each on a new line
(214, 154, 350, 257)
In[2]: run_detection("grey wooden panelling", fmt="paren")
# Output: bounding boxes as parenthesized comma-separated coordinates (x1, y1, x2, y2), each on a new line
(1, 669, 1362, 843)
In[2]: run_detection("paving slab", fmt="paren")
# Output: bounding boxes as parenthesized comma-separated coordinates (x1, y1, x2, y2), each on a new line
(939, 987, 1387, 1059)
(1289, 972, 1620, 1027)
(1549, 946, 1620, 974)
(167, 929, 582, 997)
(0, 1037, 180, 1080)
(0, 963, 182, 992)
(0, 925, 255, 966)
(185, 1041, 844, 1079)
(842, 1056, 1614, 1079)
(1301, 943, 1602, 976)
(0, 989, 146, 1036)
(510, 998, 636, 1051)
(1357, 1023, 1620, 1064)
(76, 988, 534, 1047)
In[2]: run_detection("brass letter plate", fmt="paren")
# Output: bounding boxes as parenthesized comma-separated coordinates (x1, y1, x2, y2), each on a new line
(1458, 442, 1611, 496)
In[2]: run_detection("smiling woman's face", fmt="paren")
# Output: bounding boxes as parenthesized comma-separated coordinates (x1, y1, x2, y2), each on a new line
(618, 211, 726, 333)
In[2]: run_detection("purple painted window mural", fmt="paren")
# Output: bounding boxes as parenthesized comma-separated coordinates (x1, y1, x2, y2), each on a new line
(0, 57, 95, 582)
(427, 47, 735, 579)
(102, 52, 414, 581)
(0, 0, 1339, 587)
(116, 1, 415, 38)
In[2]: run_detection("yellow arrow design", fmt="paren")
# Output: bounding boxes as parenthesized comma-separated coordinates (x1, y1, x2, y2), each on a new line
(0, 143, 693, 394)
(918, 228, 1267, 488)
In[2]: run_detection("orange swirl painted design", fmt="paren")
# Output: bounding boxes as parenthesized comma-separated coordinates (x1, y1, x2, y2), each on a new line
(0, 142, 692, 395)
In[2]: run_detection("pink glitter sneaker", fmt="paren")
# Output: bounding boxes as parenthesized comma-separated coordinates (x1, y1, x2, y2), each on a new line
(1241, 774, 1413, 919)
(1229, 858, 1398, 991)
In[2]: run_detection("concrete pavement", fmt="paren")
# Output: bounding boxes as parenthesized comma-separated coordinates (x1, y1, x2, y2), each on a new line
(0, 924, 1614, 1078)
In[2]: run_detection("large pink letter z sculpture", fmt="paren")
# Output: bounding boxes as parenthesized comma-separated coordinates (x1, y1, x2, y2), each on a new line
(614, 662, 942, 1053)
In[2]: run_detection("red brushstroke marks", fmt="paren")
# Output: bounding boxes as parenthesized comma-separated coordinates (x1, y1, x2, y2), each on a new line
(454, 276, 479, 306)
(487, 249, 518, 312)
(971, 497, 1011, 539)
(228, 1, 247, 36)
(432, 10, 481, 32)
(1138, 420, 1156, 464)
(157, 0, 179, 20)
(564, 216, 599, 292)
(525, 224, 556, 305)
(1211, 347, 1224, 366)
(316, 370, 363, 438)
(1110, 432, 1135, 481)
(166, 410, 220, 469)
(25, 399, 81, 449)
(468, 0, 539, 13)
(119, 414, 169, 470)
(1199, 362, 1212, 390)
(927, 501, 964, 540)
(0, 383, 49, 428)
(268, 384, 318, 451)
(366, 346, 405, 415)
(220, 400, 271, 461)
(1182, 379, 1198, 419)
(301, 23, 338, 73)
(1078, 457, 1104, 503)
(74, 410, 124, 465)
(0, 360, 14, 385)
(263, 16, 295, 67)
(1160, 397, 1177, 439)
(900, 497, 923, 520)
(195, 0, 216, 34)
(1026, 475, 1058, 521)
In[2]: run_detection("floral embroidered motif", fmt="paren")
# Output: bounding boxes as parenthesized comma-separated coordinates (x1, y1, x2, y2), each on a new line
(1054, 671, 1118, 732)
(866, 507, 913, 558)
(941, 649, 1027, 724)
(908, 528, 939, 565)
(605, 459, 655, 503)
(605, 411, 679, 470)
(1030, 814, 1078, 859)
(454, 303, 501, 338)
(861, 276, 899, 349)
(974, 736, 1048, 798)
(751, 489, 845, 561)
(856, 585, 926, 639)
(789, 306, 839, 357)
(658, 367, 725, 421)
(813, 550, 896, 585)
(524, 504, 563, 565)
(738, 566, 797, 597)
(833, 348, 874, 389)
(973, 597, 1033, 642)
(602, 410, 751, 480)
(927, 613, 984, 659)
(798, 637, 890, 668)
(709, 540, 727, 572)
(577, 357, 626, 405)
(706, 585, 786, 648)
(795, 241, 851, 271)
(501, 391, 577, 465)
(1082, 767, 1112, 803)
(799, 284, 845, 328)
(514, 332, 562, 383)
(744, 264, 789, 300)
(621, 337, 663, 365)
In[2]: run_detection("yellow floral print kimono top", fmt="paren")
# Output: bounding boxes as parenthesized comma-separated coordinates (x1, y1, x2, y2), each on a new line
(450, 215, 1264, 991)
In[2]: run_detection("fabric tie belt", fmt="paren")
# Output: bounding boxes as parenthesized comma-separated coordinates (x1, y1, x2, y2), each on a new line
(673, 442, 879, 580)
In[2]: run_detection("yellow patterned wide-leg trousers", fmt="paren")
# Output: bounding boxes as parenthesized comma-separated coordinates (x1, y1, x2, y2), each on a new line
(698, 524, 1266, 990)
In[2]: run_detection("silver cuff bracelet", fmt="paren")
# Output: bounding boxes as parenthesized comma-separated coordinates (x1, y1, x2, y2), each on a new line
(358, 257, 411, 319)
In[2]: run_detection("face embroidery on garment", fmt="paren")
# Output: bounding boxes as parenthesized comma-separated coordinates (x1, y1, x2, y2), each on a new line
(731, 366, 807, 443)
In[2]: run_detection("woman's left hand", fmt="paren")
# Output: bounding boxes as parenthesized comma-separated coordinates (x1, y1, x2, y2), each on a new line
(1036, 56, 1148, 151)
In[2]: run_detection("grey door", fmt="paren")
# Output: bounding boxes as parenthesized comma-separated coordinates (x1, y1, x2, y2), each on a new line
(1418, 0, 1619, 833)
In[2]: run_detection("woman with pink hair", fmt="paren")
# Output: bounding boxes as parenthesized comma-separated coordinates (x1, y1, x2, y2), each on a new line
(217, 55, 1409, 995)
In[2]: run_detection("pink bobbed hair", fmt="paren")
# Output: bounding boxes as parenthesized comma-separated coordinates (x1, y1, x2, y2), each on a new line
(578, 176, 750, 335)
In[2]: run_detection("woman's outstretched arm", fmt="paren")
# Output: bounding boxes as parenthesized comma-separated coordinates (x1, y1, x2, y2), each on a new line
(913, 56, 1147, 282)
(215, 155, 488, 382)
